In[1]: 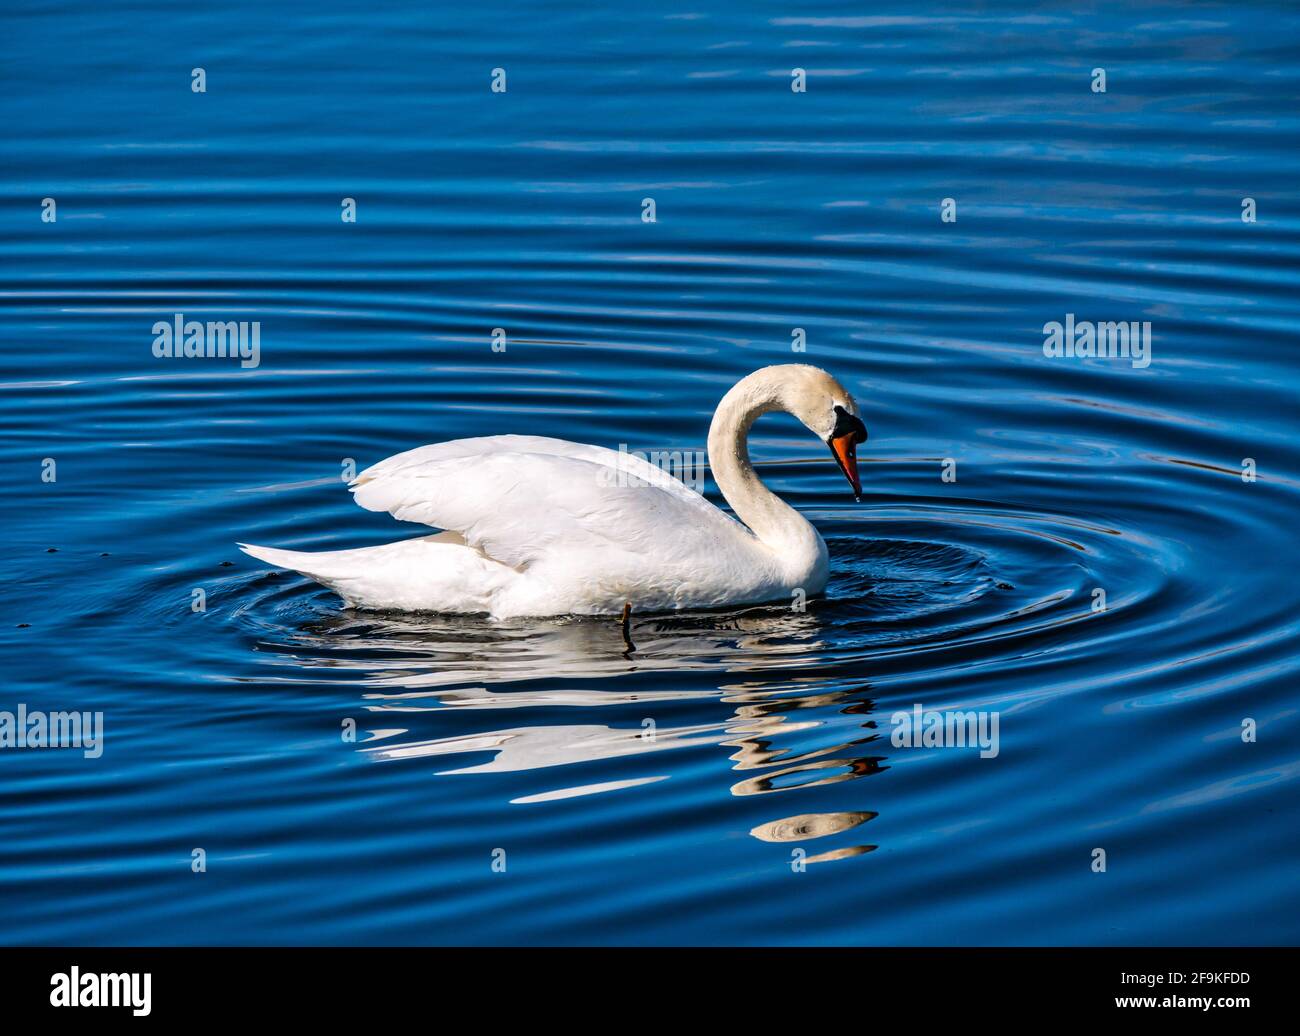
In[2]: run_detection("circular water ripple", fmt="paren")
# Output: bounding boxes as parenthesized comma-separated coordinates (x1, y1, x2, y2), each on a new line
(222, 495, 1174, 686)
(5, 0, 1299, 945)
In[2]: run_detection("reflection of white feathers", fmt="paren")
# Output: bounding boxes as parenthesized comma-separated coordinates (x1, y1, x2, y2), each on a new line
(361, 722, 721, 775)
(240, 365, 865, 617)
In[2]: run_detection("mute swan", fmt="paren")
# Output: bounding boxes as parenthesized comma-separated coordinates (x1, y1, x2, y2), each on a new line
(239, 364, 867, 617)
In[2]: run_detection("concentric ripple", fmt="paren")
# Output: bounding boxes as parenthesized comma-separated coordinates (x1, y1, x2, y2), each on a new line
(3, 0, 1299, 946)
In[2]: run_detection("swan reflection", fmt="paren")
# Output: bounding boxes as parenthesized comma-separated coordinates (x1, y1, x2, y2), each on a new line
(280, 605, 833, 688)
(272, 604, 886, 862)
(750, 811, 876, 842)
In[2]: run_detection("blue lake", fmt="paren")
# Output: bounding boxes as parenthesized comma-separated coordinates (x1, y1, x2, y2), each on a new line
(1, 1, 1298, 944)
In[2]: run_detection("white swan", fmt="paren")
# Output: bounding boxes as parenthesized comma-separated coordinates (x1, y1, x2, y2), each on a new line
(239, 364, 867, 617)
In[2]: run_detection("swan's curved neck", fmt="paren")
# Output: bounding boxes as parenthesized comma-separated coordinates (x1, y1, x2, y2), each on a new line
(706, 373, 823, 558)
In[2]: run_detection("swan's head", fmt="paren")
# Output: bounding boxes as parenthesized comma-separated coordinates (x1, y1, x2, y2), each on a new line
(778, 365, 869, 501)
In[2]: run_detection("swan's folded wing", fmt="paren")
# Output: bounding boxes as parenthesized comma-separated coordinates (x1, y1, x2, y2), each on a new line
(349, 444, 732, 570)
(352, 435, 707, 508)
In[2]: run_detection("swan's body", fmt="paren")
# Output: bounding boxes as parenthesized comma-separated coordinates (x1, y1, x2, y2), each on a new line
(239, 365, 866, 618)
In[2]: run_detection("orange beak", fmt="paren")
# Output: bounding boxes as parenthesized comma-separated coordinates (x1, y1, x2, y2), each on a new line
(829, 432, 862, 502)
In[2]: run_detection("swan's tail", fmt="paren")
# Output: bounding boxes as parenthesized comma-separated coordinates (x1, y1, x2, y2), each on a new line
(238, 541, 362, 602)
(238, 542, 325, 574)
(237, 536, 513, 612)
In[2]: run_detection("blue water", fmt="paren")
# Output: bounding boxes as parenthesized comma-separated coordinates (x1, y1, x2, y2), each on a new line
(2, 1, 1299, 945)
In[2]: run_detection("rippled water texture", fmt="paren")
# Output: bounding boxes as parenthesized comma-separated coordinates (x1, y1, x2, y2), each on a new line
(2, 2, 1298, 944)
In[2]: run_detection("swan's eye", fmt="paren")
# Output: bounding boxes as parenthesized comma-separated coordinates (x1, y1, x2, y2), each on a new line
(830, 405, 866, 444)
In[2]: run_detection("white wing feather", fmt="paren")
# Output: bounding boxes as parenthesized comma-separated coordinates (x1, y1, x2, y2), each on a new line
(349, 435, 740, 571)
(243, 434, 801, 616)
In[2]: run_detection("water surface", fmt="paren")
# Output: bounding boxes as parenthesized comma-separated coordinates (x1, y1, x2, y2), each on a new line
(2, 1, 1299, 944)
